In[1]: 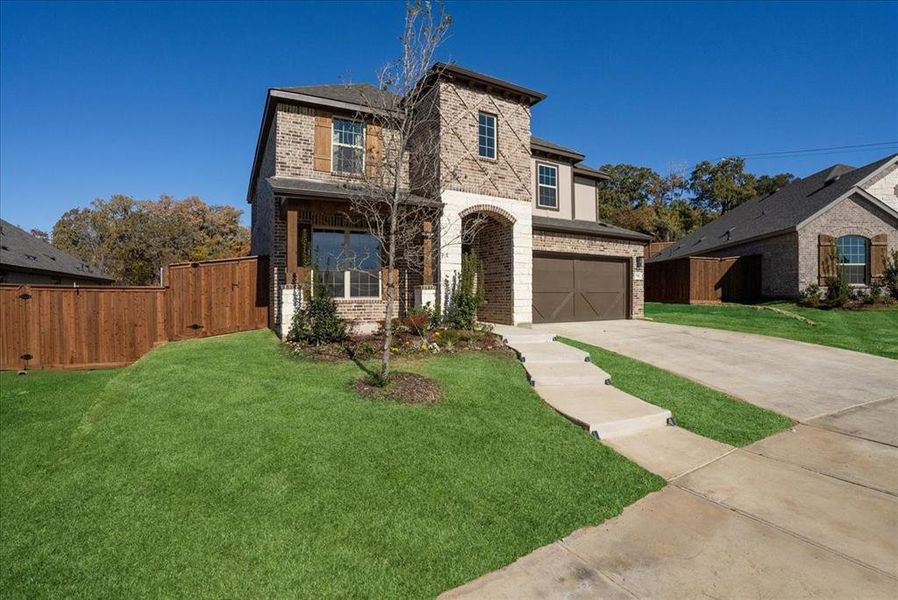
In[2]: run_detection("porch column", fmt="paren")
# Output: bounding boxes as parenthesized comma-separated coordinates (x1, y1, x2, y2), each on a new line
(415, 220, 437, 308)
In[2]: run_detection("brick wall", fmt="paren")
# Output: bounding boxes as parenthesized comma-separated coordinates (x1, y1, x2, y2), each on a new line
(472, 217, 514, 324)
(532, 231, 645, 318)
(797, 193, 898, 291)
(437, 81, 532, 203)
(704, 232, 799, 298)
(274, 104, 409, 188)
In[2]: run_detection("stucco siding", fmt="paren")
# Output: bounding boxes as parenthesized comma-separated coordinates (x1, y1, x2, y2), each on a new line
(573, 177, 598, 222)
(530, 158, 572, 219)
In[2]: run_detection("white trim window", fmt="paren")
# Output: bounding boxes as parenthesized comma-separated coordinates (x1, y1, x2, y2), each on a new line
(478, 112, 496, 159)
(836, 235, 868, 285)
(537, 163, 558, 208)
(312, 228, 381, 298)
(332, 118, 365, 175)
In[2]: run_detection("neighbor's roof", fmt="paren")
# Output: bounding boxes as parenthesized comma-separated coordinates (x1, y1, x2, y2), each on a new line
(0, 219, 114, 282)
(532, 215, 652, 242)
(650, 153, 898, 263)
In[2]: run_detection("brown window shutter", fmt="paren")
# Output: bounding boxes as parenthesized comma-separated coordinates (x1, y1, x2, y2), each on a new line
(870, 234, 888, 280)
(366, 123, 383, 178)
(818, 234, 836, 284)
(314, 113, 332, 172)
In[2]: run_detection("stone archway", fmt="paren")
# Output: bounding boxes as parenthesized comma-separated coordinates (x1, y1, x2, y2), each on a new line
(461, 208, 515, 325)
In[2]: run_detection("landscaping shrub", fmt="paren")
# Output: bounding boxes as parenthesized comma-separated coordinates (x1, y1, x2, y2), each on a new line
(823, 275, 851, 308)
(443, 252, 483, 330)
(286, 277, 346, 346)
(883, 249, 898, 299)
(401, 303, 433, 337)
(799, 283, 822, 307)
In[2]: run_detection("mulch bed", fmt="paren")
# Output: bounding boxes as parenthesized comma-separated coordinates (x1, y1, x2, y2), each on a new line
(284, 328, 512, 363)
(354, 372, 443, 405)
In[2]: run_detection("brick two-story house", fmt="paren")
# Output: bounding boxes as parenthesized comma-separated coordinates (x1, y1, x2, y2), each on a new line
(247, 64, 650, 336)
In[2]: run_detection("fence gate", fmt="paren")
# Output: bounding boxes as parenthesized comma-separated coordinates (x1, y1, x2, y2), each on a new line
(164, 256, 269, 341)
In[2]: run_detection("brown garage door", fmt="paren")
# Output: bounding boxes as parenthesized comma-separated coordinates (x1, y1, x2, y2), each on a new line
(533, 254, 629, 323)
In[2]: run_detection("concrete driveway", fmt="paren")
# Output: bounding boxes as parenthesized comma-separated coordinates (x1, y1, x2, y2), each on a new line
(538, 319, 898, 434)
(443, 320, 898, 599)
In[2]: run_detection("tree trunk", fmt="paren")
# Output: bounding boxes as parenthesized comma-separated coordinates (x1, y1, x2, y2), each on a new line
(380, 200, 399, 382)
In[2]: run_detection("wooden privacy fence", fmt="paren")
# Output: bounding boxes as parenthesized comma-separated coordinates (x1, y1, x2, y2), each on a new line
(0, 256, 268, 371)
(645, 255, 761, 304)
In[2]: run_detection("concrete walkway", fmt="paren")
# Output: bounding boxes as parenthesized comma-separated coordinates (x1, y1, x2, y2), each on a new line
(442, 322, 898, 599)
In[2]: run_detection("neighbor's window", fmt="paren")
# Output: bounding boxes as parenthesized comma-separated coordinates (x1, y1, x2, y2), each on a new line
(332, 118, 365, 175)
(537, 164, 558, 208)
(478, 112, 496, 159)
(837, 235, 868, 285)
(312, 229, 381, 298)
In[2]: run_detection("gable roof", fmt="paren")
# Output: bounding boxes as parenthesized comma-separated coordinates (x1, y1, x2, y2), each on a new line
(273, 83, 400, 111)
(650, 153, 898, 263)
(0, 219, 114, 282)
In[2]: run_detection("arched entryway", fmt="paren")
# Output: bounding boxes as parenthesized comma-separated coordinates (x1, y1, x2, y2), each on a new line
(460, 207, 515, 325)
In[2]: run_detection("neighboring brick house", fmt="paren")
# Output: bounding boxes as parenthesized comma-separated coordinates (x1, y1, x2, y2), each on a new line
(0, 219, 114, 285)
(247, 63, 650, 336)
(648, 154, 898, 300)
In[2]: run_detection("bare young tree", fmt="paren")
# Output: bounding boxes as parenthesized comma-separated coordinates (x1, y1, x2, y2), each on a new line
(340, 0, 453, 382)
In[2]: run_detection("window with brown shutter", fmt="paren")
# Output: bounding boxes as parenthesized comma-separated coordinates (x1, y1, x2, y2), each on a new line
(365, 123, 382, 179)
(871, 234, 888, 280)
(313, 113, 332, 172)
(818, 234, 837, 284)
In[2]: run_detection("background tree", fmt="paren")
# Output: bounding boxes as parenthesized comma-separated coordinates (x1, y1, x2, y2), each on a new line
(688, 157, 756, 213)
(29, 229, 50, 242)
(755, 172, 795, 197)
(51, 194, 249, 285)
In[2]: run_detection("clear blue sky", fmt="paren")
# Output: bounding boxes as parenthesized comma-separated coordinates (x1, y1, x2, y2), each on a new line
(2, 0, 896, 232)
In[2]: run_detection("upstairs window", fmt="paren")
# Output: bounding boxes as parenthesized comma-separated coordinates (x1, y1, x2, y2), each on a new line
(332, 118, 365, 175)
(537, 164, 558, 208)
(837, 235, 868, 285)
(478, 112, 496, 159)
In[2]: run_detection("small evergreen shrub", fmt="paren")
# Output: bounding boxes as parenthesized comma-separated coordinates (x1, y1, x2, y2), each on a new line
(883, 249, 898, 300)
(287, 276, 346, 345)
(823, 275, 851, 308)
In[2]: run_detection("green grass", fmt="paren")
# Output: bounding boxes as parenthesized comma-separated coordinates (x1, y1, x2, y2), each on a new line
(1, 330, 663, 599)
(645, 302, 898, 360)
(560, 338, 792, 447)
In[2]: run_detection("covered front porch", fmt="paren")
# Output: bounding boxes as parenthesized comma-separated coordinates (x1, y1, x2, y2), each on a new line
(275, 190, 438, 336)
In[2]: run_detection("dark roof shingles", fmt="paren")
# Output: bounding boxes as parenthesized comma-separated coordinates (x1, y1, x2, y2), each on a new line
(0, 219, 113, 281)
(650, 154, 898, 262)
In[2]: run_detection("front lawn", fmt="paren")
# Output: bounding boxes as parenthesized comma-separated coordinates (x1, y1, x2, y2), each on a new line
(645, 302, 898, 360)
(560, 338, 792, 447)
(0, 330, 663, 598)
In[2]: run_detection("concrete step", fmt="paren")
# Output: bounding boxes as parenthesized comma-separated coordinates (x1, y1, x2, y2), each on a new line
(536, 384, 672, 440)
(502, 332, 557, 345)
(513, 342, 590, 365)
(524, 361, 612, 387)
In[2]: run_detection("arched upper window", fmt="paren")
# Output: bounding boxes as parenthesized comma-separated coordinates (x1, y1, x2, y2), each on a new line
(836, 235, 869, 285)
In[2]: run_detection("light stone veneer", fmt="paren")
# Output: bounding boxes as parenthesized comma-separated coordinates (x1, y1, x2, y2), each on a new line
(862, 162, 898, 212)
(440, 190, 533, 325)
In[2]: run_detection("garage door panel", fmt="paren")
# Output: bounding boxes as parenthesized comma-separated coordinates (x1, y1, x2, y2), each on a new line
(533, 254, 628, 323)
(533, 258, 574, 292)
(578, 291, 625, 320)
(534, 292, 575, 322)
